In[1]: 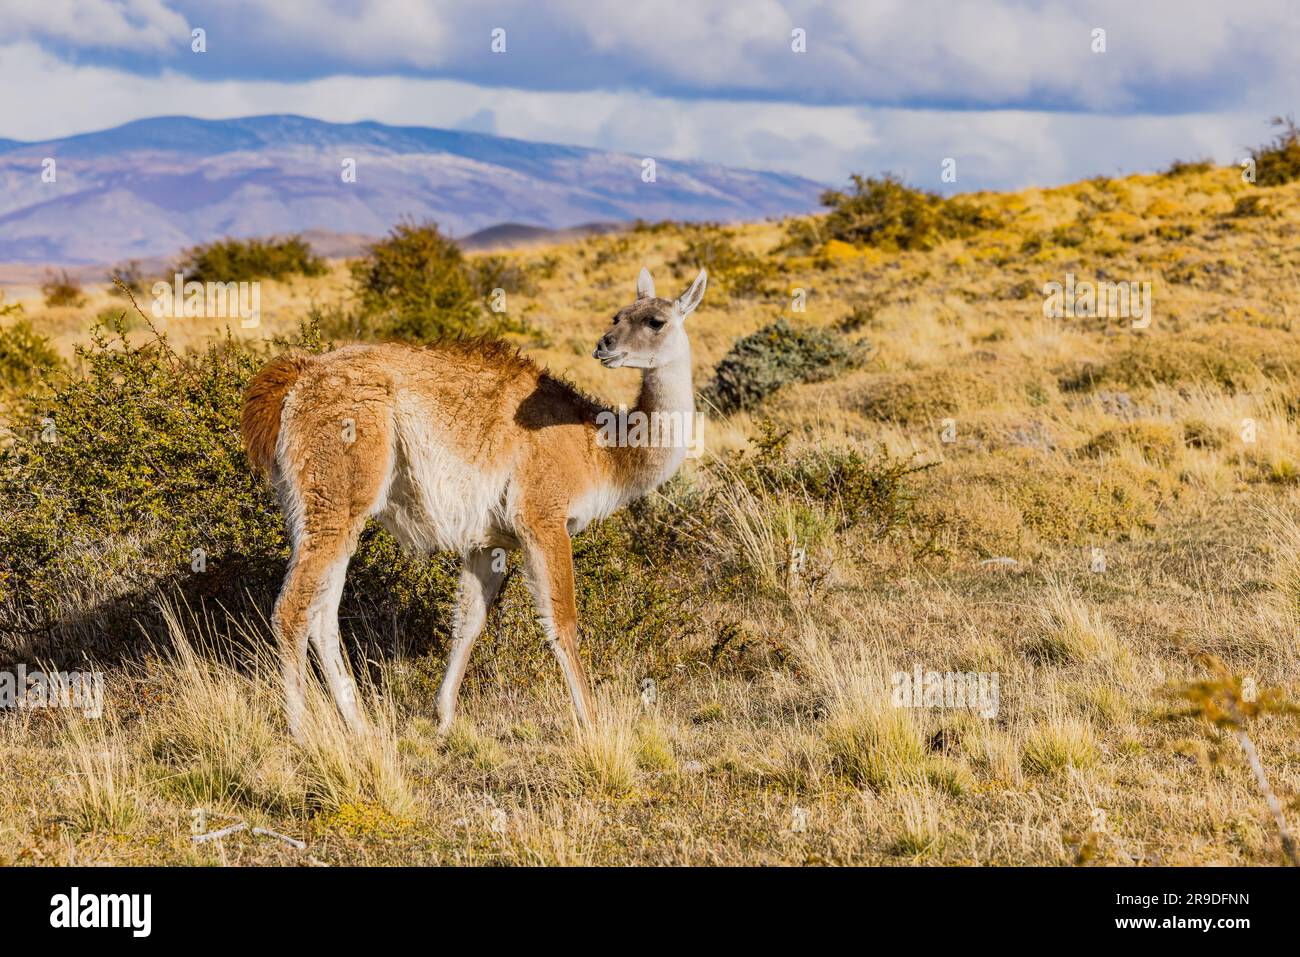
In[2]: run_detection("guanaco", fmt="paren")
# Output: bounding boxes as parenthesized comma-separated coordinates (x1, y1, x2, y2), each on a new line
(242, 267, 707, 736)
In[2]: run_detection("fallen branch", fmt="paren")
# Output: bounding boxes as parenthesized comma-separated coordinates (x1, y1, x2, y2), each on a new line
(191, 821, 248, 843)
(253, 827, 306, 850)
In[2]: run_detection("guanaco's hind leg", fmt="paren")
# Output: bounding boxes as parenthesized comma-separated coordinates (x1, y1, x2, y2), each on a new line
(309, 550, 363, 733)
(274, 517, 373, 737)
(273, 542, 343, 737)
(518, 521, 596, 728)
(272, 553, 314, 740)
(276, 526, 372, 738)
(273, 370, 393, 737)
(434, 548, 508, 734)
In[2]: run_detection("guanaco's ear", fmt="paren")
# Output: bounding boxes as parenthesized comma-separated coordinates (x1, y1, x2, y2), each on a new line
(636, 266, 656, 300)
(675, 269, 707, 319)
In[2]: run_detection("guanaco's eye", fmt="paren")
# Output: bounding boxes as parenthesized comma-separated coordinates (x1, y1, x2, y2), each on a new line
(645, 318, 666, 331)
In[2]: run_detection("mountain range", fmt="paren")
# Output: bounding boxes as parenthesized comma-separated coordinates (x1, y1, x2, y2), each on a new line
(0, 115, 826, 265)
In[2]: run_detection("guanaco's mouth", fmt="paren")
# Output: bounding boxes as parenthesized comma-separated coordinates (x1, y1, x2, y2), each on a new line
(593, 349, 626, 368)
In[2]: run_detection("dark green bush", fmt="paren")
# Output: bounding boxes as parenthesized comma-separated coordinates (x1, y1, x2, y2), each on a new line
(41, 270, 85, 308)
(106, 260, 147, 297)
(1225, 194, 1275, 219)
(179, 235, 326, 284)
(701, 319, 866, 415)
(0, 313, 456, 650)
(1251, 115, 1300, 187)
(0, 318, 61, 398)
(670, 225, 778, 298)
(349, 221, 482, 341)
(570, 510, 701, 677)
(469, 253, 555, 299)
(1162, 158, 1216, 177)
(729, 424, 933, 538)
(806, 174, 999, 252)
(0, 315, 274, 628)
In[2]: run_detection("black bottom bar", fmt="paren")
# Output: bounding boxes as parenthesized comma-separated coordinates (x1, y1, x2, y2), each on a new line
(0, 865, 1279, 942)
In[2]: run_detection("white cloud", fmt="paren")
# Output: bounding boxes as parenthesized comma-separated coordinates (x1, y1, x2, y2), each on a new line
(6, 0, 187, 50)
(46, 0, 1292, 116)
(0, 39, 1277, 191)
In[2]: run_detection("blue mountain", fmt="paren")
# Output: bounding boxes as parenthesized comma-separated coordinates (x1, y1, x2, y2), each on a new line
(0, 115, 826, 264)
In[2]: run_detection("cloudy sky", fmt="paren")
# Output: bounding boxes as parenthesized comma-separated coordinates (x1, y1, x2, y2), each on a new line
(2, 0, 1297, 190)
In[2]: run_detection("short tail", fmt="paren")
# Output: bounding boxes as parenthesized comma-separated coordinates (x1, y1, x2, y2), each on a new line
(242, 353, 310, 477)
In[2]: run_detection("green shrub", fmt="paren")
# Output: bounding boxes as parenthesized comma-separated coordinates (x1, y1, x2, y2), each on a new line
(0, 315, 273, 624)
(808, 174, 999, 252)
(106, 260, 147, 297)
(0, 319, 61, 398)
(570, 509, 701, 677)
(701, 319, 865, 415)
(1225, 194, 1277, 219)
(0, 313, 455, 648)
(469, 253, 555, 299)
(1162, 158, 1216, 177)
(41, 270, 85, 308)
(349, 221, 482, 341)
(670, 226, 778, 298)
(179, 235, 326, 284)
(1251, 115, 1300, 187)
(730, 425, 933, 537)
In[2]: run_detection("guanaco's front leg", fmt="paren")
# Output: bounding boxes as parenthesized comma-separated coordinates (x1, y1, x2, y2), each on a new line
(518, 520, 596, 728)
(434, 547, 508, 734)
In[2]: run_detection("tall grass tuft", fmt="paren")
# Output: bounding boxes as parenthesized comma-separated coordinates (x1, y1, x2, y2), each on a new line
(62, 720, 143, 834)
(568, 692, 640, 797)
(806, 640, 929, 790)
(146, 600, 414, 819)
(1032, 580, 1129, 671)
(146, 603, 297, 812)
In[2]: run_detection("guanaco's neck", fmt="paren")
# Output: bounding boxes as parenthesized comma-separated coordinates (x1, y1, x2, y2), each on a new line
(604, 348, 695, 496)
(636, 350, 694, 424)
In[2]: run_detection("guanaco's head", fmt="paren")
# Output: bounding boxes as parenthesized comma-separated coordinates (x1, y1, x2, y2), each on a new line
(592, 266, 707, 370)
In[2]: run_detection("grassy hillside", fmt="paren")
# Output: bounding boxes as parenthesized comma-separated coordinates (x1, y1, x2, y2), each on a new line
(2, 162, 1300, 865)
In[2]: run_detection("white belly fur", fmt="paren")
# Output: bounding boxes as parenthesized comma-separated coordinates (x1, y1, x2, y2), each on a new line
(373, 401, 635, 552)
(376, 406, 511, 553)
